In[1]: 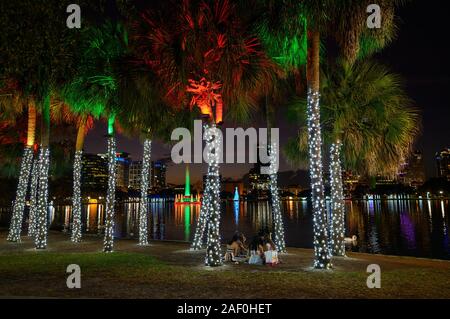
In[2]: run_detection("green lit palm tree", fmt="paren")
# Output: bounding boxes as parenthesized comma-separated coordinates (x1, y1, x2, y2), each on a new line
(59, 75, 105, 243)
(254, 0, 332, 268)
(79, 20, 129, 252)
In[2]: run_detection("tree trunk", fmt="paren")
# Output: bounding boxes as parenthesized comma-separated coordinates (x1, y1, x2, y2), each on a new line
(71, 117, 87, 243)
(204, 123, 222, 266)
(191, 122, 212, 250)
(103, 116, 116, 252)
(35, 93, 51, 249)
(329, 140, 346, 256)
(265, 98, 286, 252)
(306, 30, 331, 269)
(191, 159, 211, 250)
(27, 155, 39, 237)
(7, 148, 33, 242)
(26, 101, 36, 147)
(7, 101, 37, 242)
(138, 138, 152, 245)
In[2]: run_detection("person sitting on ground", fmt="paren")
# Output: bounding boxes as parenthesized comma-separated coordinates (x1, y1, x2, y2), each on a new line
(248, 236, 265, 265)
(225, 234, 240, 262)
(224, 233, 248, 263)
(236, 233, 248, 257)
(263, 234, 279, 266)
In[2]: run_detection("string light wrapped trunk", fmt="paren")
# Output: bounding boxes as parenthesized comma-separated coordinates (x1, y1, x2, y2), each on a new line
(7, 146, 34, 242)
(204, 124, 223, 267)
(307, 89, 331, 269)
(191, 122, 214, 250)
(191, 174, 211, 250)
(34, 146, 50, 249)
(138, 139, 152, 246)
(267, 142, 286, 252)
(103, 135, 117, 252)
(71, 150, 83, 243)
(329, 141, 346, 256)
(28, 155, 39, 237)
(71, 118, 88, 243)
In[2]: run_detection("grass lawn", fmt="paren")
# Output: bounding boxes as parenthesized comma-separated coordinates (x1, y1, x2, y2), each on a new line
(0, 232, 449, 299)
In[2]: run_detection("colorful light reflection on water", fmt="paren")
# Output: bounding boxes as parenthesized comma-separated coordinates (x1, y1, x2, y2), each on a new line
(0, 198, 449, 260)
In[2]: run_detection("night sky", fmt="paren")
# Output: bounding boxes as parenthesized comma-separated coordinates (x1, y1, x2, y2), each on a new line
(84, 0, 450, 185)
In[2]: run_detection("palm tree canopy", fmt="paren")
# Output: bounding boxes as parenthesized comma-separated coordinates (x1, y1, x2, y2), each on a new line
(286, 60, 420, 176)
(115, 57, 196, 143)
(133, 0, 280, 124)
(328, 0, 408, 63)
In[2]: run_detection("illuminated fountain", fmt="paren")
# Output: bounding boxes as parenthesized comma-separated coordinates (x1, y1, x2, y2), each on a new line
(175, 165, 201, 205)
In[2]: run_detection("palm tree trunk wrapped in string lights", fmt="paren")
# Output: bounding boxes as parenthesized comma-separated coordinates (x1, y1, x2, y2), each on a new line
(71, 117, 87, 243)
(267, 142, 286, 253)
(329, 140, 345, 256)
(27, 155, 39, 237)
(306, 30, 332, 269)
(103, 115, 117, 253)
(7, 102, 36, 242)
(191, 151, 211, 250)
(138, 138, 152, 246)
(34, 93, 51, 250)
(203, 123, 223, 266)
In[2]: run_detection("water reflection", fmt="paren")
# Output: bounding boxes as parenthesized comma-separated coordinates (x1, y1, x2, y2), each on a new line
(0, 198, 449, 260)
(233, 201, 239, 226)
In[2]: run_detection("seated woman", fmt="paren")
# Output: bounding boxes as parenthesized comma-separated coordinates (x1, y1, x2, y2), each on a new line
(225, 233, 248, 263)
(248, 236, 265, 265)
(236, 233, 248, 257)
(225, 234, 239, 262)
(263, 235, 279, 266)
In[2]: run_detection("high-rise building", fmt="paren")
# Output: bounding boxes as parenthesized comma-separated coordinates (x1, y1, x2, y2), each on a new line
(98, 152, 131, 191)
(81, 154, 108, 191)
(436, 147, 450, 181)
(151, 160, 167, 190)
(403, 150, 426, 188)
(128, 160, 152, 191)
(115, 152, 131, 191)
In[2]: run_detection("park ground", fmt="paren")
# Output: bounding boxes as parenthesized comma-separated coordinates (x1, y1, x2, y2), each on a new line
(0, 230, 449, 299)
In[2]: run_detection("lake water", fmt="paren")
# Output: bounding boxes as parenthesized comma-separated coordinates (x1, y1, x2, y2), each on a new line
(0, 198, 449, 260)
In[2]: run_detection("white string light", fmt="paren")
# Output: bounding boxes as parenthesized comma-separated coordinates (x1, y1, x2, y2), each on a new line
(329, 141, 346, 256)
(7, 146, 34, 243)
(307, 89, 332, 269)
(267, 142, 286, 253)
(28, 155, 39, 237)
(191, 175, 211, 250)
(71, 150, 83, 243)
(103, 136, 117, 253)
(138, 139, 151, 246)
(191, 124, 212, 251)
(34, 146, 50, 249)
(204, 123, 222, 267)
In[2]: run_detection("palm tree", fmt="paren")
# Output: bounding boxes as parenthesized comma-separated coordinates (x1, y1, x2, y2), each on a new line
(135, 0, 276, 266)
(324, 0, 406, 256)
(0, 79, 36, 242)
(80, 20, 129, 252)
(115, 60, 180, 246)
(286, 60, 420, 255)
(255, 0, 332, 268)
(0, 1, 80, 248)
(60, 77, 104, 243)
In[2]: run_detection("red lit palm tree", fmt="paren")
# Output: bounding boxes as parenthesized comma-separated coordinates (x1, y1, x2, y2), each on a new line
(134, 0, 278, 266)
